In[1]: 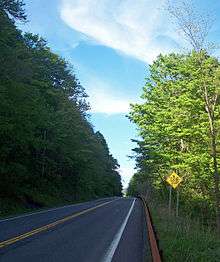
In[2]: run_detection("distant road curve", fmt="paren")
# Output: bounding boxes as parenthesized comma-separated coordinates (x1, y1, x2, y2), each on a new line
(0, 197, 148, 262)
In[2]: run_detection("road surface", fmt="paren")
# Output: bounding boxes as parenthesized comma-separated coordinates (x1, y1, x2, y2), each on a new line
(0, 197, 150, 262)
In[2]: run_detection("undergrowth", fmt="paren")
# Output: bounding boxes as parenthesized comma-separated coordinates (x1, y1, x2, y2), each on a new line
(150, 203, 220, 262)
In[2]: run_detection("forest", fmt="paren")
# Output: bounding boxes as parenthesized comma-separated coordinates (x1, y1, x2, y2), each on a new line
(127, 1, 220, 236)
(0, 0, 122, 216)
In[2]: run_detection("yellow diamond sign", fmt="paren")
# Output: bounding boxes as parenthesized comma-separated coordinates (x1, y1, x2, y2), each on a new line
(166, 172, 182, 189)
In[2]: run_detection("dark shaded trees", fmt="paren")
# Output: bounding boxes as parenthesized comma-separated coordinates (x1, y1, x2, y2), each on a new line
(0, 0, 26, 22)
(0, 1, 122, 213)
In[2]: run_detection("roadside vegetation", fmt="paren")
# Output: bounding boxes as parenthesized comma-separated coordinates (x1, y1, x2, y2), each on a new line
(0, 1, 122, 217)
(151, 201, 220, 261)
(127, 0, 220, 258)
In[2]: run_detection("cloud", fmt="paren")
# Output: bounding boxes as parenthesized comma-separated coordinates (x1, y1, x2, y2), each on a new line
(89, 92, 130, 114)
(86, 78, 136, 114)
(60, 0, 181, 64)
(119, 166, 134, 188)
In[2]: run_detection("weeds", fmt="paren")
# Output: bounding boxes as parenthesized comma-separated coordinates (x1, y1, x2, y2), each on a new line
(150, 203, 220, 261)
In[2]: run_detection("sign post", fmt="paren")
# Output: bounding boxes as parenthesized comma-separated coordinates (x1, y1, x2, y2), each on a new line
(166, 172, 182, 217)
(168, 186, 172, 215)
(176, 189, 179, 217)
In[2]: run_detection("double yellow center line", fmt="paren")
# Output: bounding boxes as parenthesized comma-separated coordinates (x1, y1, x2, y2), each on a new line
(0, 200, 115, 249)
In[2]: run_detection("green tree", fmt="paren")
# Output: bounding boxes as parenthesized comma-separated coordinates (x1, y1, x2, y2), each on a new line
(129, 51, 220, 230)
(0, 0, 26, 21)
(0, 3, 122, 215)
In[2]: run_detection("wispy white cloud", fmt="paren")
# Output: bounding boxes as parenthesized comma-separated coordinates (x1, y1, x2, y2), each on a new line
(60, 0, 181, 63)
(86, 78, 136, 114)
(89, 92, 130, 114)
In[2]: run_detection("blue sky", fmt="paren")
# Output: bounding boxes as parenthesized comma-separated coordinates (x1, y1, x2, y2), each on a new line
(19, 0, 220, 188)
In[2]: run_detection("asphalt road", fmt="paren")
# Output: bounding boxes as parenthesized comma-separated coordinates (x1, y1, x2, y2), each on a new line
(0, 197, 150, 262)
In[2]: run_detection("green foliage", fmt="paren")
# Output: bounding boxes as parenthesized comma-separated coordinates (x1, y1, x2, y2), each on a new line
(151, 202, 220, 261)
(0, 6, 122, 216)
(128, 51, 220, 223)
(0, 0, 26, 21)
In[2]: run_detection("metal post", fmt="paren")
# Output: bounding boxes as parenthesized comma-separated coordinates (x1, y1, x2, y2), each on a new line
(168, 186, 172, 215)
(176, 189, 179, 217)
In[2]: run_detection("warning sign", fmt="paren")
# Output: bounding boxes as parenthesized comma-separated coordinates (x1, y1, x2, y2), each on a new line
(166, 172, 182, 189)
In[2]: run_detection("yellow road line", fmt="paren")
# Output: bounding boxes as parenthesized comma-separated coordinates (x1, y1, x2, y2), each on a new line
(0, 200, 115, 249)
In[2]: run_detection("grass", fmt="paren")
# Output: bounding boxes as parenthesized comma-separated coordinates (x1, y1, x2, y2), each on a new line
(0, 185, 103, 219)
(0, 197, 32, 218)
(0, 191, 78, 219)
(150, 203, 220, 261)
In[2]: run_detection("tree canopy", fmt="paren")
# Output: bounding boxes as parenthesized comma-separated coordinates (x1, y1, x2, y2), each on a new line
(0, 1, 122, 215)
(128, 51, 220, 230)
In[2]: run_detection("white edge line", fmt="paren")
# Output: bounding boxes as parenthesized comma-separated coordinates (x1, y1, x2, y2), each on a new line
(0, 197, 119, 223)
(103, 198, 136, 262)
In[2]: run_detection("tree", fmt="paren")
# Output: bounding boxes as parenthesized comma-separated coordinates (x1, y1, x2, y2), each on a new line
(0, 5, 122, 215)
(166, 0, 214, 51)
(129, 52, 220, 230)
(166, 0, 220, 232)
(0, 0, 26, 22)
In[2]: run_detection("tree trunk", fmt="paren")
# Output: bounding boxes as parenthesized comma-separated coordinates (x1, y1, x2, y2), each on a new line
(41, 130, 47, 177)
(204, 86, 220, 232)
(204, 85, 220, 231)
(211, 135, 220, 232)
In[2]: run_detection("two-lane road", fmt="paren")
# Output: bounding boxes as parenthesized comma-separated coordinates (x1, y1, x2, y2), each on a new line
(0, 197, 150, 262)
